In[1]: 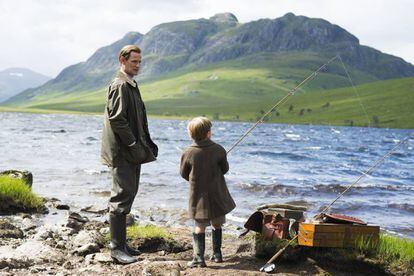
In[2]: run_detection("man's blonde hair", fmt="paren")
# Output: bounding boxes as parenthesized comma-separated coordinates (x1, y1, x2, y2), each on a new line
(187, 117, 212, 141)
(119, 45, 141, 61)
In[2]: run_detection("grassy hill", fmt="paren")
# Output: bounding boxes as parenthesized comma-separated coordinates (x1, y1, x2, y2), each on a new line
(2, 52, 413, 129)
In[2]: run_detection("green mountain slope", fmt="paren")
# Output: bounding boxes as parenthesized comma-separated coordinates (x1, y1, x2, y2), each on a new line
(8, 52, 414, 129)
(4, 12, 414, 107)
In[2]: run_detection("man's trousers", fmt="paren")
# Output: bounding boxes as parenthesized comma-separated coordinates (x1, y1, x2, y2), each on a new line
(109, 164, 141, 214)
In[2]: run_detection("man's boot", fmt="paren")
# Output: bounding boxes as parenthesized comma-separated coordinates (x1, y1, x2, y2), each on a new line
(109, 213, 137, 264)
(187, 233, 207, 268)
(125, 243, 141, 256)
(210, 228, 223, 262)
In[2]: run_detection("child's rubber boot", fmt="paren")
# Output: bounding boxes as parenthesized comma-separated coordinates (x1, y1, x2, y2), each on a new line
(187, 233, 207, 268)
(210, 228, 223, 263)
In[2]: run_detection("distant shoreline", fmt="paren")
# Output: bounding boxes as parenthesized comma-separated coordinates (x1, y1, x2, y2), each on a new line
(1, 106, 413, 130)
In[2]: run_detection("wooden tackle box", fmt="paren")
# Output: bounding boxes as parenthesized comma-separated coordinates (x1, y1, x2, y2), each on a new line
(298, 222, 380, 248)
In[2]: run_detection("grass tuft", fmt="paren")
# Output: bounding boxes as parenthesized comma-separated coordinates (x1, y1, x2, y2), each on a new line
(357, 234, 414, 265)
(0, 175, 44, 210)
(127, 224, 173, 240)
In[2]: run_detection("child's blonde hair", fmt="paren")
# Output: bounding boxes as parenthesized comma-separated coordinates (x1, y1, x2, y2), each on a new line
(187, 117, 212, 141)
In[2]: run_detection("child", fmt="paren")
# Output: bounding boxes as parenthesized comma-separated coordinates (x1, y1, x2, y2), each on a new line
(180, 117, 236, 268)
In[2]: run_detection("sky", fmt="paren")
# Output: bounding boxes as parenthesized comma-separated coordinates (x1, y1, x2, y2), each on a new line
(0, 0, 413, 77)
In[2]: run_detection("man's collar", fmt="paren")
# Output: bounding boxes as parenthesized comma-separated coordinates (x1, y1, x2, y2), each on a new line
(117, 69, 137, 87)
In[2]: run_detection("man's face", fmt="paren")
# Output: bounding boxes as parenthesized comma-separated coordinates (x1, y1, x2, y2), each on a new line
(121, 51, 141, 77)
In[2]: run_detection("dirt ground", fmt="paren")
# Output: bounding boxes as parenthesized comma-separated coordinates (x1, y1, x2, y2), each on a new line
(70, 227, 394, 276)
(1, 224, 409, 275)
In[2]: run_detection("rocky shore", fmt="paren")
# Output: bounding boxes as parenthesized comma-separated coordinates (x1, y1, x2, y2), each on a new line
(0, 171, 412, 275)
(1, 199, 412, 276)
(0, 197, 269, 276)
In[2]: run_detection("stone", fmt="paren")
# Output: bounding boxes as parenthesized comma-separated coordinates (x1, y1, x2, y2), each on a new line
(56, 241, 67, 249)
(72, 243, 100, 256)
(126, 213, 135, 226)
(56, 226, 77, 238)
(141, 261, 182, 276)
(66, 218, 83, 231)
(82, 221, 106, 231)
(0, 240, 64, 268)
(21, 217, 37, 231)
(72, 230, 103, 248)
(18, 213, 32, 219)
(56, 204, 70, 210)
(93, 252, 112, 263)
(99, 227, 109, 236)
(34, 227, 53, 240)
(81, 205, 107, 215)
(69, 212, 89, 223)
(78, 264, 107, 274)
(0, 220, 24, 239)
(84, 253, 94, 265)
(0, 247, 33, 268)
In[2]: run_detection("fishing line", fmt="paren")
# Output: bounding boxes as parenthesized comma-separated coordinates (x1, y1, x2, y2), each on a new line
(337, 55, 371, 127)
(226, 53, 381, 155)
(226, 55, 339, 154)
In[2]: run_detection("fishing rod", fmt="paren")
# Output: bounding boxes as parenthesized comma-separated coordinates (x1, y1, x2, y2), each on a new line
(226, 55, 339, 154)
(259, 133, 412, 273)
(316, 133, 413, 217)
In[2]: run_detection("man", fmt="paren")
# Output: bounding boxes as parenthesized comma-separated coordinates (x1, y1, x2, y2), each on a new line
(101, 45, 158, 264)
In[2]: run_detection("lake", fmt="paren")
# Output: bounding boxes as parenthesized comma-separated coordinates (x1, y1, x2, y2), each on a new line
(0, 112, 413, 237)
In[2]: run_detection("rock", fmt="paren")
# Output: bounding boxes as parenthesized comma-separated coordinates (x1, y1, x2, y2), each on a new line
(55, 226, 77, 239)
(29, 265, 47, 273)
(126, 213, 135, 226)
(0, 170, 33, 187)
(56, 204, 70, 210)
(69, 212, 89, 223)
(82, 221, 106, 231)
(66, 218, 83, 231)
(34, 227, 53, 240)
(21, 218, 37, 232)
(0, 240, 64, 268)
(84, 253, 94, 265)
(17, 213, 32, 219)
(72, 230, 104, 248)
(0, 247, 33, 268)
(141, 261, 182, 276)
(66, 212, 89, 231)
(78, 264, 107, 274)
(41, 207, 49, 214)
(63, 260, 74, 270)
(44, 197, 61, 203)
(56, 240, 67, 249)
(85, 252, 112, 265)
(72, 243, 100, 256)
(23, 224, 37, 232)
(81, 205, 107, 214)
(0, 220, 24, 239)
(99, 227, 109, 236)
(93, 252, 112, 263)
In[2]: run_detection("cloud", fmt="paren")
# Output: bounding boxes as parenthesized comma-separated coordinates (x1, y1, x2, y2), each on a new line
(0, 0, 413, 77)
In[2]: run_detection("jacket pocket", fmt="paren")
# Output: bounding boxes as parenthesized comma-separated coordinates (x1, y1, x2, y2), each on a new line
(125, 144, 147, 165)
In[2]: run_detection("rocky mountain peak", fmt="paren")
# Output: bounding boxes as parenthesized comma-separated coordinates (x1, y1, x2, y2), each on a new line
(7, 12, 414, 104)
(209, 13, 238, 25)
(282, 12, 296, 18)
